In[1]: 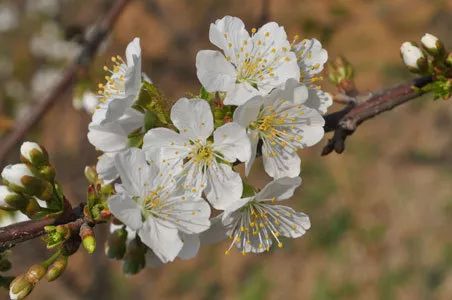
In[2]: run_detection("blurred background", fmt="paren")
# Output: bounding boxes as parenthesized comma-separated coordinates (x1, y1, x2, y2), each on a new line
(0, 0, 452, 299)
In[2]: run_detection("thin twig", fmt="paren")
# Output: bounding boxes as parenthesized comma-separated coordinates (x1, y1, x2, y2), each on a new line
(0, 0, 131, 165)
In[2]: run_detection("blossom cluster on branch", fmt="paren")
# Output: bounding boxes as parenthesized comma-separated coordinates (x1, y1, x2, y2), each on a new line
(0, 14, 451, 300)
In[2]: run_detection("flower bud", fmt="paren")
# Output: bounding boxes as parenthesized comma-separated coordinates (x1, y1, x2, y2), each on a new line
(1, 164, 33, 191)
(9, 275, 33, 300)
(400, 42, 428, 73)
(84, 166, 98, 184)
(19, 176, 53, 201)
(21, 198, 41, 218)
(44, 225, 71, 249)
(46, 255, 68, 282)
(0, 185, 26, 210)
(80, 223, 96, 254)
(25, 264, 47, 284)
(20, 142, 48, 167)
(105, 227, 127, 260)
(327, 56, 354, 87)
(122, 239, 146, 275)
(421, 33, 444, 57)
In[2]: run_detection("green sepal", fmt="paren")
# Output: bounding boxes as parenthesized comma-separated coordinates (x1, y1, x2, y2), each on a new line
(127, 128, 144, 148)
(133, 81, 169, 125)
(122, 238, 146, 275)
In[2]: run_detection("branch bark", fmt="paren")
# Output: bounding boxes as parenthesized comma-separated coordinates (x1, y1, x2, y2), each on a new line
(321, 75, 433, 155)
(0, 0, 131, 165)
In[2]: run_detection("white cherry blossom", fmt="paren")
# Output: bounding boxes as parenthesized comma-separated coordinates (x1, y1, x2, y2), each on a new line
(196, 16, 300, 106)
(143, 97, 251, 209)
(234, 80, 325, 178)
(292, 38, 332, 114)
(221, 177, 310, 254)
(108, 148, 211, 263)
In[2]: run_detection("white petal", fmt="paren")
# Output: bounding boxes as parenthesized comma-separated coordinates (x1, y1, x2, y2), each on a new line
(87, 122, 128, 152)
(256, 177, 302, 201)
(272, 205, 311, 238)
(294, 38, 328, 76)
(303, 88, 333, 115)
(162, 195, 211, 234)
(276, 78, 309, 104)
(223, 82, 259, 106)
(139, 218, 183, 263)
(199, 215, 228, 245)
(125, 37, 142, 93)
(196, 50, 236, 92)
(223, 197, 254, 220)
(108, 194, 142, 231)
(204, 162, 242, 209)
(262, 145, 301, 178)
(104, 94, 136, 122)
(297, 123, 325, 148)
(232, 96, 263, 128)
(170, 98, 214, 141)
(96, 153, 118, 183)
(114, 148, 157, 196)
(213, 122, 251, 163)
(142, 127, 190, 169)
(245, 131, 259, 176)
(116, 108, 144, 133)
(209, 16, 248, 53)
(177, 233, 201, 260)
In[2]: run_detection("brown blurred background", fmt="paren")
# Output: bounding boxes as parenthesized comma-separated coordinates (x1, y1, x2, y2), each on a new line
(1, 0, 452, 299)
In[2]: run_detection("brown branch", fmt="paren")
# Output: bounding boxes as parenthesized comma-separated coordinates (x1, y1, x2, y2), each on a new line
(0, 0, 131, 165)
(322, 76, 433, 155)
(0, 203, 85, 251)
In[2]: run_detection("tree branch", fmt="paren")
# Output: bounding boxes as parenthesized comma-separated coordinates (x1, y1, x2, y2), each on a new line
(321, 75, 433, 155)
(0, 0, 131, 165)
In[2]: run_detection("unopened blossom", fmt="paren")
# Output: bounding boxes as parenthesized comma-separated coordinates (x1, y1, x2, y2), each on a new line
(421, 33, 444, 56)
(143, 98, 251, 209)
(292, 38, 332, 114)
(108, 148, 211, 263)
(221, 177, 310, 254)
(196, 16, 300, 105)
(73, 91, 99, 114)
(400, 42, 426, 71)
(88, 38, 145, 182)
(20, 142, 43, 162)
(1, 164, 33, 188)
(234, 80, 325, 178)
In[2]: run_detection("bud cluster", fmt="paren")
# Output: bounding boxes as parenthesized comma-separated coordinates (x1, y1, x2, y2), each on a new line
(400, 33, 451, 100)
(0, 142, 63, 219)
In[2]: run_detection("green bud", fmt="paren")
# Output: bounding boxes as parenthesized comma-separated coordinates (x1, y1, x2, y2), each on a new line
(105, 227, 127, 260)
(21, 198, 41, 218)
(9, 275, 33, 300)
(20, 142, 49, 167)
(122, 239, 146, 275)
(20, 176, 53, 202)
(84, 166, 98, 184)
(80, 224, 96, 254)
(327, 56, 354, 86)
(44, 225, 71, 249)
(0, 185, 27, 210)
(38, 166, 55, 182)
(25, 264, 47, 284)
(46, 256, 68, 282)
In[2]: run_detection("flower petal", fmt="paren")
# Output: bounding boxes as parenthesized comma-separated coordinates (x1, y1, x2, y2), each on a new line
(96, 153, 118, 183)
(87, 122, 128, 152)
(256, 177, 302, 201)
(114, 148, 157, 196)
(196, 50, 236, 92)
(213, 122, 251, 163)
(108, 194, 142, 231)
(262, 145, 301, 178)
(224, 82, 259, 106)
(125, 37, 142, 93)
(271, 205, 311, 238)
(303, 88, 333, 115)
(245, 131, 259, 176)
(209, 16, 249, 55)
(204, 162, 242, 209)
(170, 98, 214, 141)
(139, 218, 183, 263)
(232, 96, 263, 128)
(177, 233, 201, 260)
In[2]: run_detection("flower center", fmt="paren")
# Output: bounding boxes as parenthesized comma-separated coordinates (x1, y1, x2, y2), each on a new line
(143, 189, 162, 212)
(225, 200, 285, 255)
(189, 141, 215, 164)
(97, 55, 127, 102)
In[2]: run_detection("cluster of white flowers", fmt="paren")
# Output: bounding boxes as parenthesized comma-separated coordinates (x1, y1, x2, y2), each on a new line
(88, 16, 331, 264)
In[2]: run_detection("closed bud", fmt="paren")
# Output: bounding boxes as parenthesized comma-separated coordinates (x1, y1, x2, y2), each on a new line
(0, 185, 26, 210)
(122, 239, 146, 275)
(9, 275, 33, 300)
(21, 198, 40, 218)
(421, 33, 444, 57)
(46, 256, 68, 282)
(25, 264, 47, 284)
(105, 227, 127, 260)
(84, 166, 98, 184)
(20, 176, 53, 202)
(38, 165, 55, 182)
(1, 164, 34, 191)
(44, 225, 70, 248)
(20, 142, 48, 167)
(400, 42, 428, 73)
(80, 223, 96, 254)
(327, 56, 354, 86)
